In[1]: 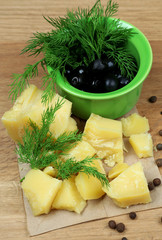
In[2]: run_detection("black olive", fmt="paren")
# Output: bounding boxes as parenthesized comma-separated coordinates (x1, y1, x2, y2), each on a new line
(90, 79, 103, 93)
(69, 75, 85, 90)
(104, 58, 116, 72)
(119, 76, 130, 88)
(103, 73, 119, 92)
(64, 65, 73, 78)
(65, 69, 71, 75)
(74, 66, 86, 75)
(92, 59, 106, 71)
(78, 68, 84, 74)
(114, 68, 122, 79)
(115, 72, 122, 80)
(107, 59, 115, 69)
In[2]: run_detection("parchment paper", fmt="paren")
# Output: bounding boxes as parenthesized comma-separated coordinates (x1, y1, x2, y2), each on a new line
(18, 107, 162, 236)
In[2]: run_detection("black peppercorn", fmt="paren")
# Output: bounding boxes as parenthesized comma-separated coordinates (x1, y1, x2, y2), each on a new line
(156, 143, 162, 150)
(159, 130, 162, 136)
(148, 182, 154, 191)
(116, 223, 125, 233)
(148, 96, 157, 103)
(156, 158, 162, 167)
(129, 212, 137, 220)
(153, 178, 161, 186)
(108, 220, 116, 229)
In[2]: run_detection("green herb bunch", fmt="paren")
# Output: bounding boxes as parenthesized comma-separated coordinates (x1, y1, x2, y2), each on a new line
(17, 99, 109, 186)
(9, 0, 137, 103)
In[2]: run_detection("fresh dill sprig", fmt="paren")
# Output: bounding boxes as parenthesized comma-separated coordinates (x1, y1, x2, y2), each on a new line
(9, 0, 137, 103)
(107, 47, 137, 79)
(21, 32, 52, 57)
(41, 71, 57, 104)
(16, 98, 82, 169)
(17, 99, 109, 187)
(9, 58, 45, 102)
(55, 157, 109, 187)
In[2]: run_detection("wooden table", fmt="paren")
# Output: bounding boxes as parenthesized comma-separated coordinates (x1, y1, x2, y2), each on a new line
(0, 0, 162, 239)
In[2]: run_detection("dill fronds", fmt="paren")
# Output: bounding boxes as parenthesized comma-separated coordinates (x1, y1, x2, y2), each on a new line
(9, 58, 45, 102)
(16, 98, 81, 169)
(9, 0, 137, 103)
(55, 157, 109, 187)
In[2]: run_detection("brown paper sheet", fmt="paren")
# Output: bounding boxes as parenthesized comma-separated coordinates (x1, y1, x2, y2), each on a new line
(18, 107, 162, 236)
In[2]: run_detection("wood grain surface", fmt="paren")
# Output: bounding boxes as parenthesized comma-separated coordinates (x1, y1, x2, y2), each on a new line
(0, 0, 162, 239)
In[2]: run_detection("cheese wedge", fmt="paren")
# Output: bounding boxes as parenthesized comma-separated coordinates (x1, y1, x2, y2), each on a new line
(83, 113, 123, 166)
(103, 161, 151, 208)
(43, 166, 57, 177)
(49, 94, 74, 138)
(129, 133, 153, 158)
(108, 162, 129, 180)
(2, 84, 77, 142)
(52, 176, 86, 214)
(21, 169, 62, 216)
(65, 117, 78, 133)
(75, 159, 106, 200)
(62, 140, 96, 162)
(121, 113, 150, 137)
(1, 85, 39, 142)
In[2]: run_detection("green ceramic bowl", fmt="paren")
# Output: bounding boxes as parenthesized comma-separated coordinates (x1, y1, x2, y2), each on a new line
(47, 19, 153, 120)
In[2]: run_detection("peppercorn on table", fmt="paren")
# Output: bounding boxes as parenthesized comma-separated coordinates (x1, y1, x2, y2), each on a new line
(0, 0, 162, 239)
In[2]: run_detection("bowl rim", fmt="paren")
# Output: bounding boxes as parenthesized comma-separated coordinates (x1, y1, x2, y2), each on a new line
(47, 18, 153, 100)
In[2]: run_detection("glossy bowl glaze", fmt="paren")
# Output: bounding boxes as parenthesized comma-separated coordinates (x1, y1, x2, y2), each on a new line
(47, 19, 153, 120)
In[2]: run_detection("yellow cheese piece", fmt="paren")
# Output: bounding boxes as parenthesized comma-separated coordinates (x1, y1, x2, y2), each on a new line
(49, 94, 73, 138)
(121, 113, 150, 137)
(13, 84, 38, 110)
(43, 166, 57, 177)
(62, 140, 96, 162)
(83, 113, 123, 166)
(84, 113, 122, 140)
(108, 163, 129, 180)
(103, 161, 151, 208)
(2, 84, 77, 142)
(75, 159, 106, 200)
(1, 85, 41, 142)
(52, 176, 86, 214)
(21, 169, 62, 216)
(129, 133, 153, 158)
(65, 117, 78, 133)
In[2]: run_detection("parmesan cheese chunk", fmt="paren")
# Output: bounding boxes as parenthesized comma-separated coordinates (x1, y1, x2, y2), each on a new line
(83, 113, 123, 166)
(2, 84, 77, 142)
(75, 159, 106, 200)
(43, 166, 57, 177)
(52, 176, 86, 214)
(22, 169, 62, 216)
(62, 140, 96, 162)
(121, 113, 150, 137)
(103, 162, 151, 208)
(108, 162, 129, 180)
(129, 133, 153, 158)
